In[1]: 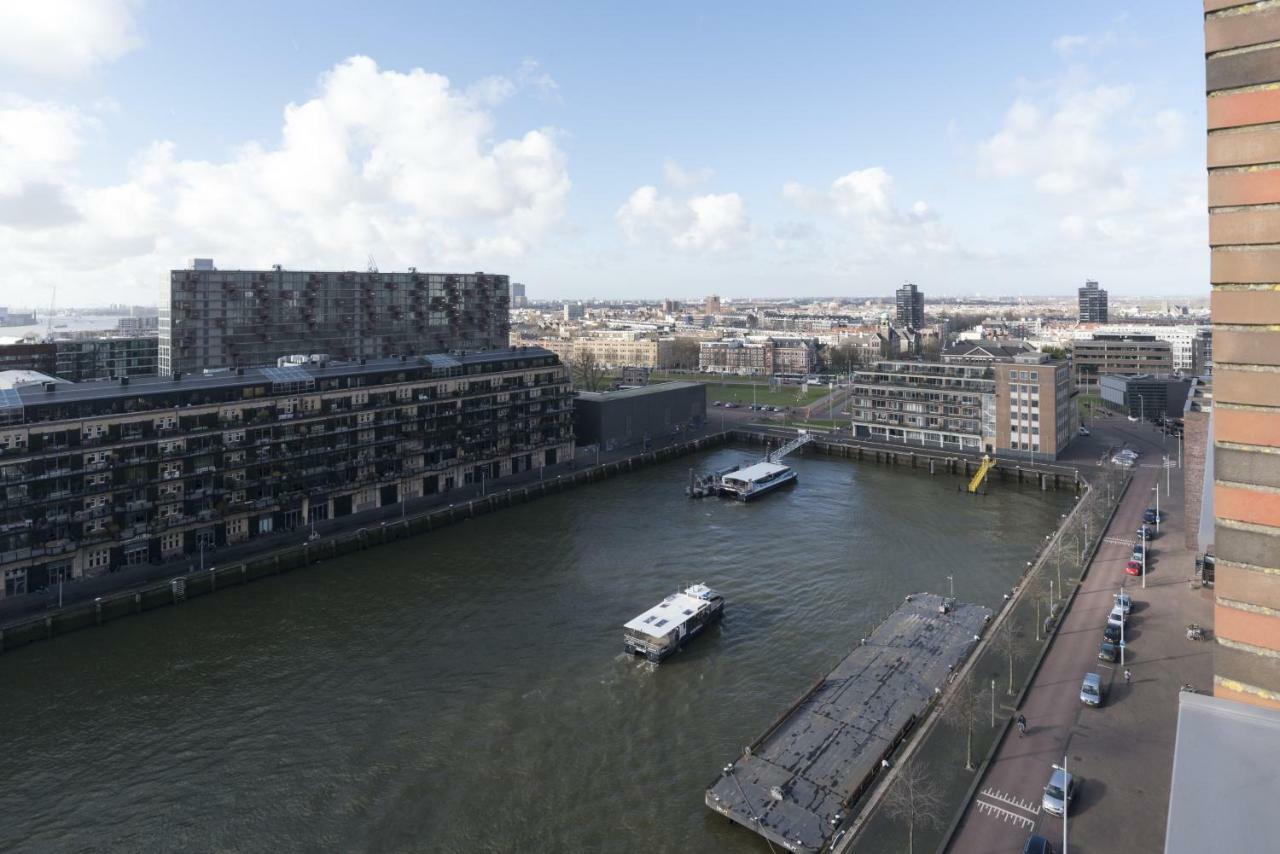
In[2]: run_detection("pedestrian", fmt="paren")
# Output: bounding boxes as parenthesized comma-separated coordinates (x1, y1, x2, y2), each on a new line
(1124, 668, 1132, 685)
(1016, 713, 1027, 736)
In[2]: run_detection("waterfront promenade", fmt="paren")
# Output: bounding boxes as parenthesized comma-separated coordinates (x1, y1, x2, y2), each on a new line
(944, 417, 1212, 853)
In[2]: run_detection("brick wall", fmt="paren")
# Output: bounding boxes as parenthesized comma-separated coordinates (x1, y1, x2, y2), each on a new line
(1206, 0, 1280, 710)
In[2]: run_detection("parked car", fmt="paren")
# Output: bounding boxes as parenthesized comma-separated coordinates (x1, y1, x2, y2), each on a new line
(1143, 508, 1159, 525)
(1125, 560, 1144, 576)
(1099, 641, 1121, 662)
(713, 400, 722, 407)
(1137, 526, 1153, 541)
(1114, 590, 1132, 616)
(1112, 455, 1135, 467)
(1103, 623, 1124, 643)
(1078, 426, 1090, 436)
(1023, 835, 1054, 854)
(1127, 415, 1139, 422)
(1107, 605, 1127, 629)
(1131, 542, 1145, 561)
(1042, 767, 1078, 817)
(1080, 672, 1104, 706)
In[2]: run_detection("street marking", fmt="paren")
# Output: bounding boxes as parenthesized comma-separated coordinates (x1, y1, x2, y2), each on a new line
(975, 799, 1037, 830)
(1103, 537, 1132, 547)
(981, 787, 1041, 815)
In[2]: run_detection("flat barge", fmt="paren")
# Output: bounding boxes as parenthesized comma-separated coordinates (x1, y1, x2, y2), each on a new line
(705, 592, 991, 853)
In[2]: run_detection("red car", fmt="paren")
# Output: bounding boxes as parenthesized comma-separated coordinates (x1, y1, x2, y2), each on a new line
(1126, 560, 1144, 576)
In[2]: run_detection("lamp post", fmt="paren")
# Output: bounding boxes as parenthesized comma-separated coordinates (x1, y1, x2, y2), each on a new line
(946, 574, 954, 597)
(990, 678, 996, 728)
(1138, 393, 1145, 424)
(1054, 757, 1070, 854)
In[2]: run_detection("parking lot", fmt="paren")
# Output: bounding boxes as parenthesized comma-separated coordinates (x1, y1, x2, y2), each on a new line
(946, 418, 1213, 853)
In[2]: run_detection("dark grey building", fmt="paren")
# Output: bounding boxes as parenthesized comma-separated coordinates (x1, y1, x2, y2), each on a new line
(574, 381, 706, 451)
(0, 337, 157, 381)
(1099, 373, 1191, 421)
(1078, 279, 1109, 323)
(895, 283, 924, 329)
(159, 262, 510, 375)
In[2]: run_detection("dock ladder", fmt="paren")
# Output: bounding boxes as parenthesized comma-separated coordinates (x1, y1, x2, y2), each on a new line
(968, 455, 996, 493)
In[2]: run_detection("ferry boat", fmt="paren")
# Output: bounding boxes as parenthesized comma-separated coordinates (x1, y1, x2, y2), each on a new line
(623, 583, 725, 662)
(717, 461, 797, 501)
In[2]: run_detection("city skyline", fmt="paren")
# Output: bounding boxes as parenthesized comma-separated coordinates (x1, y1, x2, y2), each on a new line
(0, 1, 1205, 305)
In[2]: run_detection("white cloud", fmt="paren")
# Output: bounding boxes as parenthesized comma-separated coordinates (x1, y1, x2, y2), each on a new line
(663, 160, 714, 190)
(1053, 34, 1090, 56)
(782, 167, 953, 259)
(0, 56, 571, 303)
(615, 185, 750, 252)
(0, 0, 141, 77)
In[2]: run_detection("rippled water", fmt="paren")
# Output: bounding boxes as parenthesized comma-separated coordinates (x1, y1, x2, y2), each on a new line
(0, 446, 1072, 853)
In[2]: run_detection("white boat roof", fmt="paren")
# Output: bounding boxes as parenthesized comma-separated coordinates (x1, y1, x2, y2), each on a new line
(624, 586, 718, 638)
(722, 461, 789, 484)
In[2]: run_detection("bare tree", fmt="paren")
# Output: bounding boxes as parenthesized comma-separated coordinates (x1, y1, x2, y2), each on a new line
(667, 337, 701, 371)
(883, 757, 945, 854)
(996, 615, 1029, 695)
(942, 677, 983, 771)
(570, 350, 607, 391)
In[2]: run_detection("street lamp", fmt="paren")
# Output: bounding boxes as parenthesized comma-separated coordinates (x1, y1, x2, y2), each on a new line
(946, 574, 954, 597)
(1138, 393, 1145, 424)
(1053, 758, 1070, 854)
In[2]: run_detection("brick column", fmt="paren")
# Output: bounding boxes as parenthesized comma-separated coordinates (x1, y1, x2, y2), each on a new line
(1206, 0, 1280, 710)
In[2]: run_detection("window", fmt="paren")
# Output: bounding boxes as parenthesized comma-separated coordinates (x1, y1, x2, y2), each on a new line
(86, 548, 110, 570)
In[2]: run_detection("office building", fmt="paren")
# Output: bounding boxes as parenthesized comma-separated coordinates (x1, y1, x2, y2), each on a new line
(895, 283, 925, 329)
(1072, 324, 1211, 373)
(523, 333, 676, 370)
(849, 352, 1072, 461)
(510, 282, 528, 308)
(158, 263, 510, 375)
(1073, 333, 1173, 389)
(1202, 2, 1280, 711)
(0, 348, 572, 600)
(1078, 279, 1109, 323)
(1099, 374, 1192, 422)
(704, 294, 722, 315)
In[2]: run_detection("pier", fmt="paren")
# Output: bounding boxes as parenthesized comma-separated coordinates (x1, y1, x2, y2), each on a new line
(705, 592, 992, 853)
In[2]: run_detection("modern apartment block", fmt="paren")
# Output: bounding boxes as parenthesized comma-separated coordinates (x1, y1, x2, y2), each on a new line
(1078, 279, 1109, 323)
(0, 337, 158, 381)
(698, 336, 817, 376)
(1204, 1, 1280, 711)
(158, 263, 510, 375)
(0, 348, 572, 601)
(1073, 333, 1174, 390)
(1072, 324, 1212, 373)
(849, 352, 1073, 460)
(895, 282, 925, 329)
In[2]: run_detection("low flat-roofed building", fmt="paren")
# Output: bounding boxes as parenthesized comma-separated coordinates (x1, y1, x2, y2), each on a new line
(1099, 373, 1191, 422)
(1073, 333, 1173, 390)
(573, 381, 706, 451)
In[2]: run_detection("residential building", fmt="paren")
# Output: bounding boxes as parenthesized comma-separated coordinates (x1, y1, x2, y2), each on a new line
(697, 336, 817, 376)
(116, 316, 160, 335)
(1078, 279, 1109, 323)
(849, 352, 1073, 461)
(704, 294, 722, 315)
(522, 333, 675, 369)
(573, 382, 706, 451)
(1099, 374, 1192, 422)
(1203, 2, 1280, 711)
(510, 282, 528, 308)
(943, 341, 1035, 364)
(1073, 333, 1174, 389)
(158, 262, 510, 375)
(0, 348, 573, 601)
(0, 337, 158, 381)
(895, 283, 925, 329)
(562, 303, 584, 322)
(769, 337, 818, 376)
(0, 343, 56, 377)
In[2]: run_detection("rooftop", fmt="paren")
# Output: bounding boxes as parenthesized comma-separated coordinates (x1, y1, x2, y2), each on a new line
(575, 381, 702, 402)
(623, 586, 718, 639)
(722, 461, 789, 484)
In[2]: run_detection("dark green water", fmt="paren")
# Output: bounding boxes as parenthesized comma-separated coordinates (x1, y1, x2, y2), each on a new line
(0, 446, 1072, 853)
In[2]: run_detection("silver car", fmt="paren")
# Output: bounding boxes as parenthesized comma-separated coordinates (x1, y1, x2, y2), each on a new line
(1042, 767, 1077, 817)
(1080, 672, 1103, 707)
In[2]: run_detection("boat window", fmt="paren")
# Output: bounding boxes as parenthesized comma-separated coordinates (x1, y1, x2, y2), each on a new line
(683, 609, 693, 615)
(655, 619, 668, 627)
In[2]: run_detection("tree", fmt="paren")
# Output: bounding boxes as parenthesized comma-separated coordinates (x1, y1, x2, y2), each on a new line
(996, 614, 1029, 695)
(883, 757, 945, 854)
(825, 343, 863, 374)
(942, 677, 983, 771)
(570, 350, 607, 392)
(666, 337, 702, 371)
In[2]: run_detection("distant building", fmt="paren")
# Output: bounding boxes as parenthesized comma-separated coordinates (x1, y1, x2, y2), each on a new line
(525, 332, 675, 370)
(1099, 374, 1191, 422)
(510, 282, 528, 308)
(0, 337, 157, 381)
(562, 302, 585, 321)
(1072, 324, 1210, 374)
(704, 294, 722, 315)
(895, 283, 925, 329)
(1078, 279, 1109, 323)
(159, 262, 510, 375)
(116, 316, 160, 335)
(573, 382, 706, 451)
(698, 336, 817, 376)
(1073, 333, 1173, 390)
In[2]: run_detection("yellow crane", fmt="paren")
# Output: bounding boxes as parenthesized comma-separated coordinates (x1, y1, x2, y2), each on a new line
(968, 454, 996, 493)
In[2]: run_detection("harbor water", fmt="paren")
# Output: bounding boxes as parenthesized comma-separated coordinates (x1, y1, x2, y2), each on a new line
(0, 445, 1073, 853)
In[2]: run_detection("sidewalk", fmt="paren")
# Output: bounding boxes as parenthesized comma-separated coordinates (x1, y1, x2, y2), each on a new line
(945, 423, 1213, 853)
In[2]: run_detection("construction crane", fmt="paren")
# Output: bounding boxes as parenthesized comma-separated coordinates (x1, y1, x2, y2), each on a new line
(968, 454, 996, 493)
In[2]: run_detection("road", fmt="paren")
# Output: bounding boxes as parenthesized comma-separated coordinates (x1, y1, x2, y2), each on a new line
(944, 417, 1213, 853)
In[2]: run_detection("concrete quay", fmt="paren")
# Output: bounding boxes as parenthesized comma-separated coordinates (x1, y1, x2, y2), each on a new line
(706, 593, 991, 853)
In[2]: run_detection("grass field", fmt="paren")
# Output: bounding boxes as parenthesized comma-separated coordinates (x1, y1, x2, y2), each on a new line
(602, 372, 831, 409)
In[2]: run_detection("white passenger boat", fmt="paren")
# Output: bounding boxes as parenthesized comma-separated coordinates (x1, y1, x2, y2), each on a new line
(623, 583, 725, 662)
(717, 461, 797, 501)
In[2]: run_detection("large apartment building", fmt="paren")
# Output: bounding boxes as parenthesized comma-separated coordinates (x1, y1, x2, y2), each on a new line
(895, 283, 925, 329)
(1078, 279, 1109, 323)
(0, 348, 572, 601)
(1073, 333, 1174, 389)
(849, 352, 1073, 461)
(698, 336, 817, 376)
(159, 263, 510, 375)
(0, 337, 158, 381)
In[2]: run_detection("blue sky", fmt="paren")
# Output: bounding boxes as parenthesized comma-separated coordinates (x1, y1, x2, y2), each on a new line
(0, 2, 1207, 304)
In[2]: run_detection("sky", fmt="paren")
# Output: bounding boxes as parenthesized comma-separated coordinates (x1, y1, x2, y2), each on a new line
(0, 1, 1208, 306)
